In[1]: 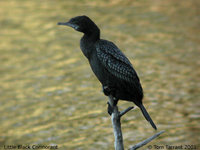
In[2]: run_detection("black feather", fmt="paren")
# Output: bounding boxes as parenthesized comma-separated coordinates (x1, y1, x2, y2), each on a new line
(59, 15, 157, 130)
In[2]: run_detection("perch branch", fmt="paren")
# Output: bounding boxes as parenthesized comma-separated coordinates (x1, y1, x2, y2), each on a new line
(108, 95, 124, 150)
(108, 96, 164, 150)
(129, 130, 165, 150)
(120, 106, 134, 117)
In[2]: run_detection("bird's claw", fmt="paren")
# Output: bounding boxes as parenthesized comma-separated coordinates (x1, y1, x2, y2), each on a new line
(103, 86, 111, 96)
(107, 102, 113, 115)
(107, 98, 118, 115)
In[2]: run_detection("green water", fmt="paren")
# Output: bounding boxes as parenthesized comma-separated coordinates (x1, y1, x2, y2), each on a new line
(0, 0, 199, 149)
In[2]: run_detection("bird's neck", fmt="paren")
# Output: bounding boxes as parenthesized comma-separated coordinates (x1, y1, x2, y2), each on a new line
(80, 27, 100, 59)
(84, 27, 100, 41)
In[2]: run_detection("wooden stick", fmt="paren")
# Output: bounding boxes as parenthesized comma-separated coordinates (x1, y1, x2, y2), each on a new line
(108, 96, 164, 150)
(129, 130, 165, 150)
(120, 106, 134, 117)
(109, 96, 124, 150)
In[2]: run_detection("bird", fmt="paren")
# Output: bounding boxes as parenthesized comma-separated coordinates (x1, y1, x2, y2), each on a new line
(58, 15, 157, 130)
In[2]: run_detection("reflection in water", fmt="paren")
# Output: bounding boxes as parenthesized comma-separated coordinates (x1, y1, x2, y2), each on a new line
(0, 0, 199, 149)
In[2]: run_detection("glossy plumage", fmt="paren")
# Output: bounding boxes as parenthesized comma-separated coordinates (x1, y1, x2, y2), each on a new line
(58, 15, 157, 130)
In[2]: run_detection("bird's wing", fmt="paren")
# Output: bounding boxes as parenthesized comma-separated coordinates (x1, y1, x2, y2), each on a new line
(96, 40, 139, 83)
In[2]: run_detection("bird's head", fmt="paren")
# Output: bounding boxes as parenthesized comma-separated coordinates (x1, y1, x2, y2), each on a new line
(58, 15, 99, 34)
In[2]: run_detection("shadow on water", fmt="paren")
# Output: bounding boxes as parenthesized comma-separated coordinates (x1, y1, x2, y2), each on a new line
(0, 0, 199, 149)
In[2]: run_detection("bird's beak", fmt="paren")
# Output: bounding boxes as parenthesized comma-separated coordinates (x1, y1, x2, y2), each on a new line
(57, 21, 70, 26)
(57, 21, 79, 30)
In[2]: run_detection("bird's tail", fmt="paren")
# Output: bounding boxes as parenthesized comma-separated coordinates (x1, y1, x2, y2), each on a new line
(139, 104, 157, 130)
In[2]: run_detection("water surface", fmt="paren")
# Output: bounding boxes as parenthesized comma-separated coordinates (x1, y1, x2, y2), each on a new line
(0, 0, 199, 149)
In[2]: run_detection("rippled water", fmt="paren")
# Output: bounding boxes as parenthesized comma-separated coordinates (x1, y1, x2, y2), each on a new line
(0, 0, 199, 149)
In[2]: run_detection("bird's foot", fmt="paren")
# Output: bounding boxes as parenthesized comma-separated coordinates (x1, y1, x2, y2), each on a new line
(113, 98, 118, 105)
(107, 99, 118, 116)
(102, 85, 111, 96)
(107, 102, 113, 116)
(103, 86, 117, 97)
